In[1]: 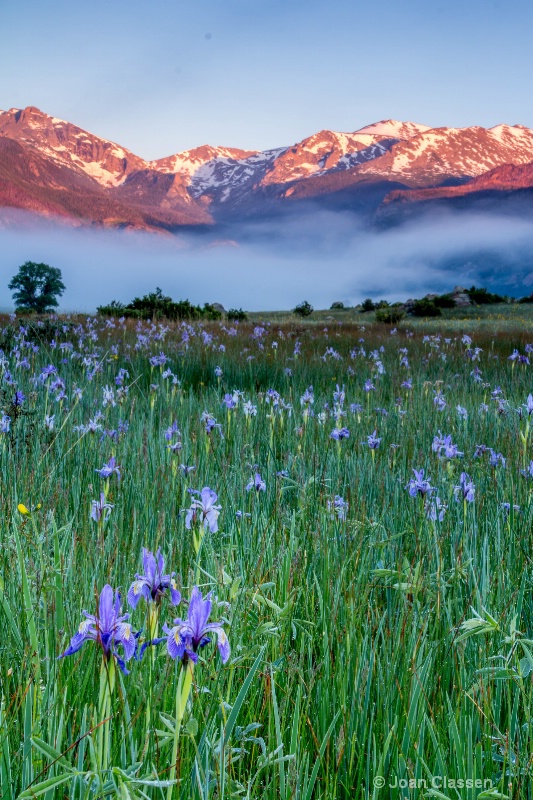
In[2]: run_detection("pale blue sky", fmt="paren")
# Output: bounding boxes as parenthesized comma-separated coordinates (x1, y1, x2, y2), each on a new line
(2, 0, 533, 159)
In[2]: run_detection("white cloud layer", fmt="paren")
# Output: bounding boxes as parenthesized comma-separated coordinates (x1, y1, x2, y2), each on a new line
(1, 208, 533, 312)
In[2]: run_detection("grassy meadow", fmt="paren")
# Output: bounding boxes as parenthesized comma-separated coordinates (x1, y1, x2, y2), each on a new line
(2, 309, 533, 799)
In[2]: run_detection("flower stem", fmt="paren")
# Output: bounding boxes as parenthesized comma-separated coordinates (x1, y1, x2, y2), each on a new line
(96, 656, 115, 773)
(167, 661, 194, 800)
(143, 605, 159, 754)
(14, 526, 41, 687)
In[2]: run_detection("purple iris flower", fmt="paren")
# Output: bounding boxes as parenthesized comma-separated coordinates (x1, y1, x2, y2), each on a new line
(364, 380, 375, 393)
(127, 548, 181, 609)
(265, 389, 281, 407)
(246, 472, 266, 492)
(456, 405, 468, 420)
(58, 585, 137, 673)
(432, 433, 463, 459)
(40, 364, 57, 381)
(185, 487, 222, 533)
(432, 433, 445, 453)
(425, 496, 446, 522)
(496, 400, 509, 417)
(167, 441, 183, 453)
(202, 412, 223, 437)
(524, 394, 533, 416)
(13, 391, 26, 407)
(222, 393, 237, 410)
(330, 427, 350, 440)
(163, 586, 230, 664)
(91, 493, 114, 522)
(488, 449, 506, 468)
(433, 392, 446, 411)
(521, 461, 533, 479)
(443, 439, 463, 459)
(454, 473, 476, 503)
(95, 456, 122, 481)
(180, 464, 196, 477)
(365, 430, 381, 449)
(300, 387, 314, 407)
(328, 495, 348, 520)
(164, 421, 180, 441)
(406, 468, 433, 497)
(333, 384, 345, 405)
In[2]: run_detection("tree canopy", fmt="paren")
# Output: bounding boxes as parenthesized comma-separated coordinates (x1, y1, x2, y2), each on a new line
(8, 262, 66, 313)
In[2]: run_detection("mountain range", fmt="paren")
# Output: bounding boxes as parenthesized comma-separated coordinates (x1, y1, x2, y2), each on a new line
(2, 106, 533, 233)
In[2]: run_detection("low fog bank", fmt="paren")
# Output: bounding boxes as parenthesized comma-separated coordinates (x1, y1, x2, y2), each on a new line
(1, 208, 533, 312)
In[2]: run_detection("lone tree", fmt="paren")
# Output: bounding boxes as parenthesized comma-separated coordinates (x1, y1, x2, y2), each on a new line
(8, 262, 65, 313)
(293, 300, 314, 318)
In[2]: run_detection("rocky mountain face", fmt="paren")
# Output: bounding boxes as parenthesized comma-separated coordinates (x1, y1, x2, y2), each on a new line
(0, 137, 212, 232)
(380, 161, 533, 215)
(0, 106, 212, 228)
(1, 106, 533, 231)
(0, 106, 144, 186)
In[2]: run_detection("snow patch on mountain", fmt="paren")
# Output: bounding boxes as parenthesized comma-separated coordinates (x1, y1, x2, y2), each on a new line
(189, 147, 288, 199)
(353, 124, 533, 186)
(151, 145, 259, 176)
(355, 119, 431, 139)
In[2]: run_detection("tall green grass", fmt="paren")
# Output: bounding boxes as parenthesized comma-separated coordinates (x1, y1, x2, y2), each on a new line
(1, 315, 532, 798)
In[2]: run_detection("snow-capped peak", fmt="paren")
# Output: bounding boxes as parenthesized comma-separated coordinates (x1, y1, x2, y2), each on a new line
(150, 144, 259, 176)
(4, 106, 533, 223)
(0, 105, 143, 188)
(355, 119, 431, 139)
(488, 123, 532, 143)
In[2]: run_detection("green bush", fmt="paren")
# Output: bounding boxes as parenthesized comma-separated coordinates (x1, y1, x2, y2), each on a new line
(466, 286, 505, 305)
(433, 293, 456, 308)
(411, 298, 442, 317)
(97, 289, 222, 321)
(293, 301, 314, 317)
(201, 303, 223, 321)
(227, 308, 248, 321)
(375, 307, 405, 324)
(96, 300, 126, 316)
(360, 298, 376, 312)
